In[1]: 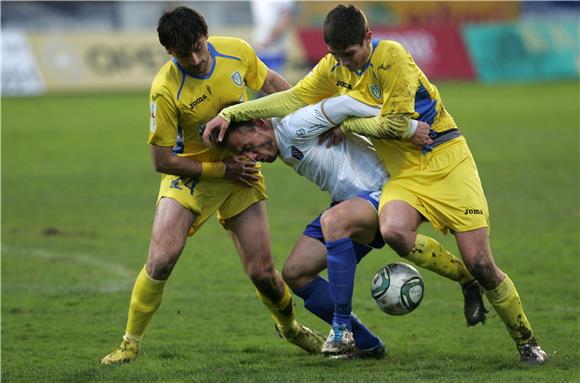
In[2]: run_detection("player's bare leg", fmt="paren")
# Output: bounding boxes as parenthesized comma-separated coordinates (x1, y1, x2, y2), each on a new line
(283, 233, 384, 359)
(380, 200, 487, 326)
(101, 197, 195, 364)
(455, 228, 548, 365)
(227, 201, 324, 354)
(319, 197, 381, 357)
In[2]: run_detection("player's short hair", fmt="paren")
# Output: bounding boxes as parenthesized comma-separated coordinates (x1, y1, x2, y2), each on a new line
(217, 120, 257, 149)
(157, 6, 208, 52)
(323, 4, 369, 50)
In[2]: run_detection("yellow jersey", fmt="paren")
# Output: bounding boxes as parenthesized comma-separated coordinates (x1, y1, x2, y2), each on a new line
(148, 36, 268, 162)
(293, 38, 461, 177)
(294, 39, 456, 131)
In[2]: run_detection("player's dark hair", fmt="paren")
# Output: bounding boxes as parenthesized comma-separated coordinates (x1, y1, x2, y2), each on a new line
(323, 4, 369, 50)
(217, 120, 257, 149)
(157, 6, 208, 52)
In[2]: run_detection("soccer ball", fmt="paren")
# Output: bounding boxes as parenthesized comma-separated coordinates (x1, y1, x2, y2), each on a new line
(371, 262, 424, 315)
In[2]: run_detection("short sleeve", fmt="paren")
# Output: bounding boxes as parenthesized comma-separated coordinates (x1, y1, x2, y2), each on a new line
(147, 85, 179, 146)
(238, 38, 269, 91)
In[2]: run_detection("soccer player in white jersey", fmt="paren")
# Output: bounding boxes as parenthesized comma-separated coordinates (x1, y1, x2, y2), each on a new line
(204, 4, 547, 365)
(217, 95, 481, 358)
(100, 6, 323, 365)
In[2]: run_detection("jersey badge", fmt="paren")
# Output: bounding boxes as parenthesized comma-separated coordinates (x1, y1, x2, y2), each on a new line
(231, 71, 243, 87)
(296, 128, 307, 138)
(291, 146, 304, 160)
(370, 84, 382, 100)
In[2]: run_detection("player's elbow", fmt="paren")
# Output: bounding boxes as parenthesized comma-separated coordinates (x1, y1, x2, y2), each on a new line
(151, 155, 172, 174)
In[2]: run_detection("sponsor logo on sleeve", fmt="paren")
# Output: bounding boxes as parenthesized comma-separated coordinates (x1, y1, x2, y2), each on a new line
(150, 102, 156, 132)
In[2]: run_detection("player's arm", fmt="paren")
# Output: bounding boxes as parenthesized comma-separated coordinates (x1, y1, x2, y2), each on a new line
(203, 89, 308, 145)
(203, 57, 336, 145)
(260, 69, 291, 94)
(340, 44, 432, 146)
(149, 145, 259, 186)
(148, 90, 258, 185)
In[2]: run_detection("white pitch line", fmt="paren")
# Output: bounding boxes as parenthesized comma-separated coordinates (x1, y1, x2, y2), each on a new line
(2, 245, 134, 278)
(2, 245, 136, 293)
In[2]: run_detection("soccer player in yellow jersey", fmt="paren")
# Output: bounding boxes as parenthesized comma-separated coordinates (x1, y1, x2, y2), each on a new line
(100, 6, 324, 365)
(204, 4, 548, 365)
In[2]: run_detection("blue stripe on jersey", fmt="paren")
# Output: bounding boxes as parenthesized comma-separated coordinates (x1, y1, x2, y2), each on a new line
(414, 83, 437, 125)
(191, 43, 217, 80)
(173, 58, 188, 101)
(353, 39, 380, 77)
(211, 43, 242, 62)
(172, 126, 184, 154)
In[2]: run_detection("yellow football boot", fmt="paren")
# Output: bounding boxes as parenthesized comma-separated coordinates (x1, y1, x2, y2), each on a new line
(100, 337, 139, 365)
(275, 322, 324, 354)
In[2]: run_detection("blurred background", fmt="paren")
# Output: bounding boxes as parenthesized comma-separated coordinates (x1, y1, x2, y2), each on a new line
(2, 1, 579, 96)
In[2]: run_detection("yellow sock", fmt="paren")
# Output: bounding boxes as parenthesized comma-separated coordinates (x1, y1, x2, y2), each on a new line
(485, 275, 533, 345)
(406, 234, 474, 285)
(255, 281, 297, 333)
(125, 266, 166, 340)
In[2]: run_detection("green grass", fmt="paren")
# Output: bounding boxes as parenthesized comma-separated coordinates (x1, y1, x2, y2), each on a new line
(2, 81, 579, 382)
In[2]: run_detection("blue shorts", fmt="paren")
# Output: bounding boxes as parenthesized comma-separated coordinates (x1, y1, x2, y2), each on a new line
(303, 191, 386, 263)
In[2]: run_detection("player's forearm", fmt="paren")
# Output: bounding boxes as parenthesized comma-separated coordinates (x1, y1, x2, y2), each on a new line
(321, 96, 380, 125)
(219, 89, 307, 122)
(151, 146, 224, 179)
(340, 114, 416, 140)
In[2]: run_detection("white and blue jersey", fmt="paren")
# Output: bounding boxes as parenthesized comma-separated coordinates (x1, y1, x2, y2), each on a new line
(272, 95, 389, 256)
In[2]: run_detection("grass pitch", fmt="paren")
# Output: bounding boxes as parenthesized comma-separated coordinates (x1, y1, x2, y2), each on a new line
(2, 81, 579, 382)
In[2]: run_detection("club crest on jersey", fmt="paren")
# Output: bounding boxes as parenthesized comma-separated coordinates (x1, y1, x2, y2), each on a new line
(370, 84, 382, 99)
(296, 128, 307, 138)
(231, 71, 243, 87)
(291, 146, 304, 160)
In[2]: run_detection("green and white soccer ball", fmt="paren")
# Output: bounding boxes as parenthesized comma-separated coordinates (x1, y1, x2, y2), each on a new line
(371, 262, 424, 315)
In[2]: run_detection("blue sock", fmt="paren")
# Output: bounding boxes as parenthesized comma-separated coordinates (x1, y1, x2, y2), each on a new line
(327, 238, 357, 330)
(293, 276, 380, 349)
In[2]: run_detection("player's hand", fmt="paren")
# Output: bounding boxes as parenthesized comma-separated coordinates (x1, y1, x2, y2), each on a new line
(410, 121, 433, 147)
(318, 126, 344, 148)
(203, 116, 230, 147)
(223, 155, 260, 187)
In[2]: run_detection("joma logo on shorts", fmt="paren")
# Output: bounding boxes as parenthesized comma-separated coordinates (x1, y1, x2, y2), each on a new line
(464, 208, 484, 215)
(189, 94, 208, 109)
(336, 80, 352, 89)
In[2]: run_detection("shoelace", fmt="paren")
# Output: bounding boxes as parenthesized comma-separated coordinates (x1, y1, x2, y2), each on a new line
(332, 326, 345, 342)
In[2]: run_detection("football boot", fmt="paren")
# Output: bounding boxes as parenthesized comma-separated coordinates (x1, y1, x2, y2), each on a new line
(462, 280, 488, 326)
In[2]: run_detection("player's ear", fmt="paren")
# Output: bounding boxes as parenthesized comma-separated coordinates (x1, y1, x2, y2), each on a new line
(364, 30, 372, 46)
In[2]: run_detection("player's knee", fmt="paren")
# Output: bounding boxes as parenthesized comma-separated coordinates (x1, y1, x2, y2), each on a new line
(246, 262, 276, 286)
(320, 209, 351, 240)
(381, 224, 413, 255)
(465, 253, 495, 281)
(146, 256, 177, 280)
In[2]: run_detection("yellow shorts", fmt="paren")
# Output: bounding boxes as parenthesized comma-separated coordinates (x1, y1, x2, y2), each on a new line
(157, 173, 267, 236)
(379, 139, 489, 234)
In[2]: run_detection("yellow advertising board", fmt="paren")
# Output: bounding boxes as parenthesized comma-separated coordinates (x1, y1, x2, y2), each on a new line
(27, 32, 168, 92)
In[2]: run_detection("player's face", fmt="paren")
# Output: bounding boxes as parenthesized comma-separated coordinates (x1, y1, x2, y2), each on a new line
(328, 31, 372, 71)
(228, 126, 279, 163)
(169, 37, 212, 76)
